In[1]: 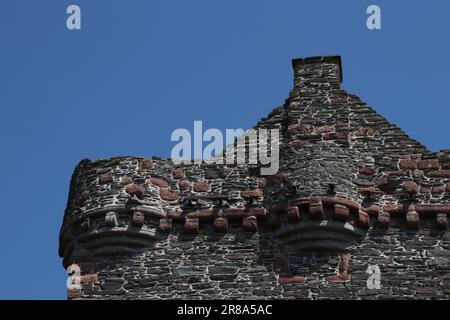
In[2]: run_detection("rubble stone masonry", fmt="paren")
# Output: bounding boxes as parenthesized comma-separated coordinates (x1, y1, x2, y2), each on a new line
(60, 56, 450, 299)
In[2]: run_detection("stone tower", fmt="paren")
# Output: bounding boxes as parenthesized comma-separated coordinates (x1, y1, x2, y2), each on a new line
(60, 56, 450, 299)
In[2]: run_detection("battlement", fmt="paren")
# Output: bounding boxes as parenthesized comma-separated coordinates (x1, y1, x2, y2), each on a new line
(60, 56, 450, 300)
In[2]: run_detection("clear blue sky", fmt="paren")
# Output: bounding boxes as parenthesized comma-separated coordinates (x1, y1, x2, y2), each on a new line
(0, 0, 449, 299)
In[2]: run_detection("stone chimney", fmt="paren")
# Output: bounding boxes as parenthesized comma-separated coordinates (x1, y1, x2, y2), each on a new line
(292, 55, 343, 90)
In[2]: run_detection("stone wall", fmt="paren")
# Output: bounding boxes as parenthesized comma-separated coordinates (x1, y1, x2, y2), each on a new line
(61, 55, 450, 300)
(70, 221, 450, 299)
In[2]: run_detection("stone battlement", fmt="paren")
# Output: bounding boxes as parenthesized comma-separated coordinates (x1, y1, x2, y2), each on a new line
(60, 56, 450, 300)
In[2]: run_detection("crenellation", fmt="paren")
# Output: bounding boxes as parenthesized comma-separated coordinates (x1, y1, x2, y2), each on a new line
(59, 55, 450, 300)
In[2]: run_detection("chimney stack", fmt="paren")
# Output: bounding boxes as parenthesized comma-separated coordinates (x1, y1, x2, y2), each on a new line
(292, 55, 343, 90)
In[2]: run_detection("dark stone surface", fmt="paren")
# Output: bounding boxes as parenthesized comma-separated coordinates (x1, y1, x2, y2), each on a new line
(60, 56, 450, 300)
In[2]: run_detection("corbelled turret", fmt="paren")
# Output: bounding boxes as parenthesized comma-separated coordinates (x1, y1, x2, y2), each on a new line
(60, 56, 450, 300)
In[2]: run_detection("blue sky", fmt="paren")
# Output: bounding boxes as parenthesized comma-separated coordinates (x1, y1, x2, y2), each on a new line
(0, 0, 449, 299)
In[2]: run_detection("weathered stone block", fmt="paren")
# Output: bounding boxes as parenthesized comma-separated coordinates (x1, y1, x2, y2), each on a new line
(80, 274, 98, 284)
(315, 125, 334, 133)
(159, 189, 179, 201)
(193, 182, 209, 192)
(187, 210, 213, 219)
(131, 212, 145, 227)
(415, 204, 450, 214)
(121, 176, 133, 185)
(125, 183, 146, 198)
(99, 174, 113, 184)
(364, 205, 380, 216)
(139, 159, 154, 170)
(242, 216, 257, 232)
(432, 185, 446, 194)
(205, 166, 232, 179)
(149, 177, 169, 188)
(400, 159, 417, 170)
(323, 131, 348, 140)
(185, 218, 199, 234)
(213, 217, 228, 233)
(209, 274, 237, 281)
(172, 169, 184, 179)
(378, 212, 390, 229)
(322, 197, 360, 212)
(325, 273, 350, 282)
(403, 181, 419, 195)
(224, 208, 245, 219)
(67, 288, 81, 300)
(357, 211, 370, 229)
(278, 275, 305, 285)
(178, 180, 192, 190)
(166, 211, 183, 221)
(308, 202, 324, 220)
(427, 170, 450, 178)
(355, 127, 375, 137)
(413, 170, 425, 178)
(417, 159, 439, 170)
(208, 266, 238, 275)
(359, 166, 376, 175)
(333, 204, 349, 222)
(288, 123, 312, 134)
(158, 218, 172, 233)
(241, 189, 263, 198)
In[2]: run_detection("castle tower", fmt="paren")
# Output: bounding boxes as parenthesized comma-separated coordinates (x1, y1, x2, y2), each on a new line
(60, 56, 450, 300)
